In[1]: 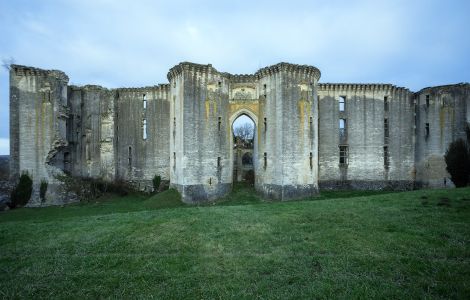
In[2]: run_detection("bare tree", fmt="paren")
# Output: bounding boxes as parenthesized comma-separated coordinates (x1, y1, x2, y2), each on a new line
(233, 122, 254, 147)
(1, 57, 15, 71)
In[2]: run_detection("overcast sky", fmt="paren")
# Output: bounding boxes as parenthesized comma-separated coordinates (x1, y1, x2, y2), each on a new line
(1, 0, 469, 155)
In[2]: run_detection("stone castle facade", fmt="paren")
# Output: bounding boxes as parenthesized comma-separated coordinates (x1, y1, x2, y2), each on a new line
(9, 62, 470, 205)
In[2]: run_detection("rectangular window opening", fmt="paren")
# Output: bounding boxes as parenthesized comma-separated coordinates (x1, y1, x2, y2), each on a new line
(339, 96, 346, 112)
(384, 146, 389, 169)
(143, 119, 147, 140)
(143, 94, 147, 109)
(264, 117, 267, 132)
(426, 95, 430, 107)
(217, 157, 221, 168)
(339, 145, 348, 165)
(425, 123, 430, 138)
(218, 116, 222, 131)
(309, 152, 313, 169)
(128, 146, 132, 167)
(339, 118, 346, 142)
(264, 152, 267, 168)
(384, 96, 389, 112)
(384, 118, 389, 144)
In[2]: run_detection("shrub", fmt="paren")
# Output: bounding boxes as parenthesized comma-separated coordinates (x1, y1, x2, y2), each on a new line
(153, 175, 161, 192)
(39, 179, 48, 203)
(56, 175, 134, 202)
(10, 172, 33, 208)
(444, 125, 470, 187)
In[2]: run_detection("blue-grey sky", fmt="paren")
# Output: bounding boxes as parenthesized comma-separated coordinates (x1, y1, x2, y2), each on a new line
(1, 0, 469, 154)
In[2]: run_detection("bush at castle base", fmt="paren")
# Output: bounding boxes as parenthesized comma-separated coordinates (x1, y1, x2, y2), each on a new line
(10, 173, 33, 208)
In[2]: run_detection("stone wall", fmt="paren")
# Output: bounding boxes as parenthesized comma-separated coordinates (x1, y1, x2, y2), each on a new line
(256, 63, 320, 199)
(168, 63, 232, 202)
(9, 65, 71, 206)
(318, 84, 415, 190)
(414, 83, 470, 187)
(9, 63, 469, 205)
(115, 86, 170, 191)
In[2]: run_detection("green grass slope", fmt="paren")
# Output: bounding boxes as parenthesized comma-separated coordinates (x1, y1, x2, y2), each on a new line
(0, 186, 469, 299)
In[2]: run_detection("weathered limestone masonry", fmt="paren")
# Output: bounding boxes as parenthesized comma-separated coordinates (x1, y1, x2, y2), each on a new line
(318, 84, 415, 190)
(9, 63, 470, 206)
(10, 66, 71, 206)
(415, 84, 470, 188)
(167, 62, 320, 202)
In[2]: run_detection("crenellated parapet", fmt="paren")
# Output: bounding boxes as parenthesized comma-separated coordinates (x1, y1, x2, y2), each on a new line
(319, 83, 410, 93)
(11, 64, 69, 83)
(227, 74, 257, 84)
(167, 62, 218, 81)
(116, 84, 170, 100)
(416, 83, 469, 95)
(255, 62, 321, 80)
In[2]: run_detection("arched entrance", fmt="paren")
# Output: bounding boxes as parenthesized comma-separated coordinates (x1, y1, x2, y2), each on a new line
(229, 110, 258, 186)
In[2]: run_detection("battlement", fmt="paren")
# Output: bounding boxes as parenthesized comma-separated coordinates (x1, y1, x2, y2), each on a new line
(256, 62, 321, 80)
(417, 83, 470, 94)
(11, 64, 69, 82)
(116, 84, 170, 93)
(318, 83, 410, 93)
(167, 62, 218, 81)
(227, 74, 257, 83)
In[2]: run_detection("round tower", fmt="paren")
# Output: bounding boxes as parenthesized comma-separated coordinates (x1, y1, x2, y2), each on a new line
(255, 63, 321, 200)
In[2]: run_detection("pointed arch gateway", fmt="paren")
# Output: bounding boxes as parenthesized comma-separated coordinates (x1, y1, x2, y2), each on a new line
(229, 109, 259, 186)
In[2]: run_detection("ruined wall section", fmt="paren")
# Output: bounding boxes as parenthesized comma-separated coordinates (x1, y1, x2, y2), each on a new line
(115, 86, 170, 191)
(318, 84, 414, 190)
(9, 65, 71, 205)
(168, 63, 231, 202)
(67, 85, 115, 180)
(415, 83, 470, 187)
(256, 63, 320, 200)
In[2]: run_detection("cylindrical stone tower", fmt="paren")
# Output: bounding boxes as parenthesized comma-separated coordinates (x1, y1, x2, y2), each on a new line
(255, 63, 321, 200)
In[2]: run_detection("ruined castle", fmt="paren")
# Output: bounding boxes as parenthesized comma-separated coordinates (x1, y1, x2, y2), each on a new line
(9, 62, 470, 205)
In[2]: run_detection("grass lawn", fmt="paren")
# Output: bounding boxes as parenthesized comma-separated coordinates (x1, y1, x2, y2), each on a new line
(0, 185, 469, 299)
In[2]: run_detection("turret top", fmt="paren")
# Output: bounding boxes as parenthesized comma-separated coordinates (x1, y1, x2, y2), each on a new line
(167, 61, 321, 82)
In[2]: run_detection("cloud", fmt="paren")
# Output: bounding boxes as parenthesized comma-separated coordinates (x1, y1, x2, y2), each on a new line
(0, 0, 469, 141)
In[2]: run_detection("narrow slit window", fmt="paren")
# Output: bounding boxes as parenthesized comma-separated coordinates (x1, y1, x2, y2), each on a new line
(425, 95, 430, 107)
(264, 152, 267, 168)
(425, 123, 430, 138)
(128, 146, 132, 167)
(309, 152, 313, 169)
(217, 157, 221, 168)
(384, 118, 389, 144)
(143, 94, 147, 109)
(264, 117, 267, 132)
(173, 152, 176, 166)
(384, 146, 389, 169)
(218, 117, 222, 131)
(310, 117, 313, 130)
(384, 96, 389, 112)
(86, 144, 90, 161)
(143, 119, 147, 140)
(339, 145, 348, 165)
(339, 96, 346, 112)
